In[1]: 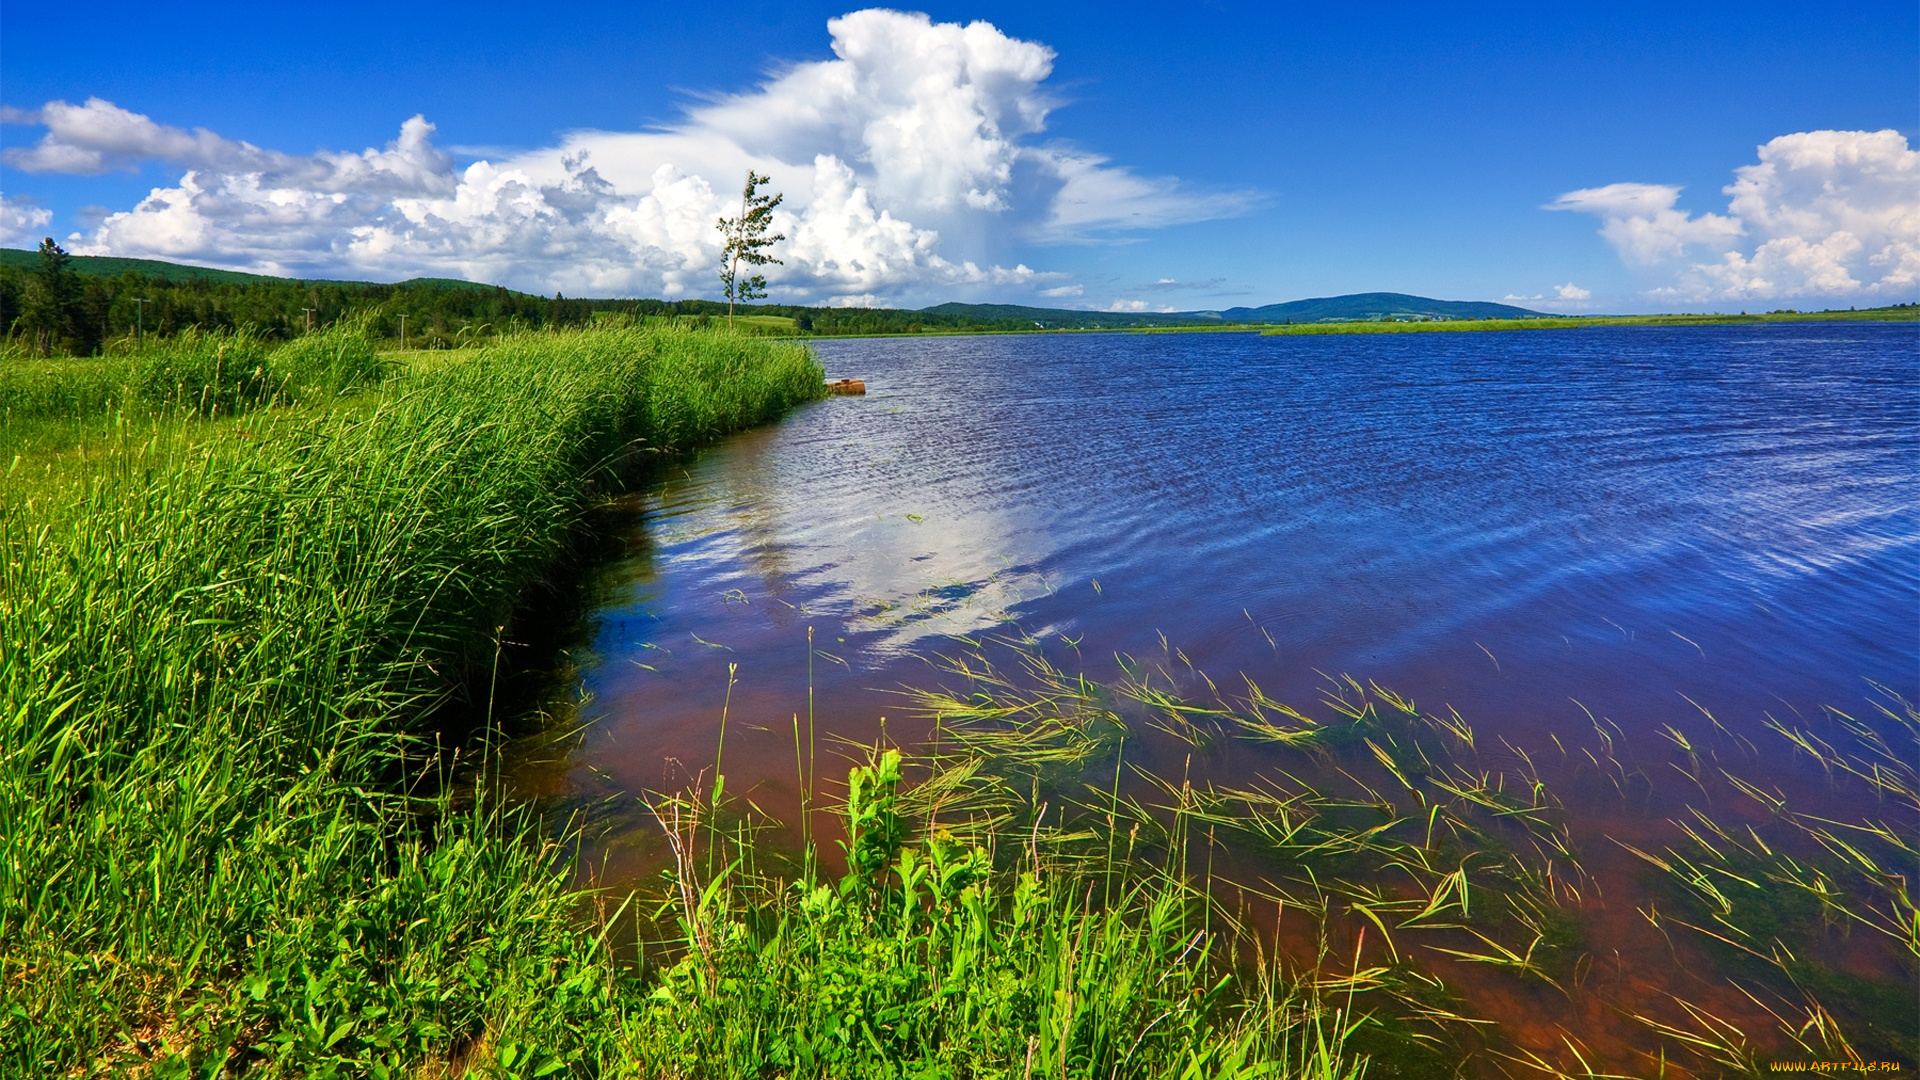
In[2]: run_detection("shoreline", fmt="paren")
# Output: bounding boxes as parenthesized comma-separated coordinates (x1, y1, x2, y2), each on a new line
(781, 306, 1919, 340)
(1252, 307, 1919, 336)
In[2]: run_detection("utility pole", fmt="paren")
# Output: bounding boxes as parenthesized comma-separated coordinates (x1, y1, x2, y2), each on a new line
(131, 297, 149, 342)
(397, 313, 407, 351)
(301, 306, 316, 333)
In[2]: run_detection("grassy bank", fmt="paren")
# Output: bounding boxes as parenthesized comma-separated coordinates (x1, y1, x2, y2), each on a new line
(1253, 305, 1920, 336)
(2, 327, 1370, 1079)
(2, 327, 832, 1074)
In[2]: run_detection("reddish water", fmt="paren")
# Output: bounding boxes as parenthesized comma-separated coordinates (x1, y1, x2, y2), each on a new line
(504, 324, 1918, 1073)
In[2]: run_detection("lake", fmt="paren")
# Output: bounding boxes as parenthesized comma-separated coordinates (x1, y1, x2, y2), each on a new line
(503, 321, 1917, 1070)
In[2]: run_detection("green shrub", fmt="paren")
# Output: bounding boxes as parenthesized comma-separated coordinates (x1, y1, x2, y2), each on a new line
(626, 763, 1366, 1079)
(131, 328, 278, 416)
(0, 353, 135, 419)
(270, 316, 385, 398)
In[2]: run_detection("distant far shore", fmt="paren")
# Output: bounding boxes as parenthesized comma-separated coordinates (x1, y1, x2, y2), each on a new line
(5, 246, 1913, 347)
(1244, 305, 1919, 336)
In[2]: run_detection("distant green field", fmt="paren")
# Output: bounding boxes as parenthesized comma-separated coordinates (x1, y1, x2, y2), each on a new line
(1256, 305, 1920, 335)
(732, 313, 796, 329)
(608, 312, 802, 336)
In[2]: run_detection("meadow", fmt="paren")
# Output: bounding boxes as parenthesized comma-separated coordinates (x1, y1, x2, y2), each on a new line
(0, 325, 1370, 1078)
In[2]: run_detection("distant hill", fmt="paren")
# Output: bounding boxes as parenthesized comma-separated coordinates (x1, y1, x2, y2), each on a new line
(0, 249, 593, 353)
(394, 276, 510, 292)
(1206, 292, 1546, 323)
(922, 293, 1548, 327)
(0, 249, 501, 292)
(0, 248, 289, 285)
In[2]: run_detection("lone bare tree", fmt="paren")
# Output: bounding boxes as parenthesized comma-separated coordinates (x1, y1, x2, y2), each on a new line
(716, 171, 785, 328)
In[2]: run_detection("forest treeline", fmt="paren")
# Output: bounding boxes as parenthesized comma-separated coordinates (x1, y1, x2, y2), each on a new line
(1, 240, 599, 356)
(11, 241, 1909, 357)
(1, 241, 1046, 355)
(620, 298, 1045, 335)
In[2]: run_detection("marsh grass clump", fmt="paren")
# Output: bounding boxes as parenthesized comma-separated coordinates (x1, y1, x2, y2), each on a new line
(267, 314, 388, 398)
(895, 640, 1587, 1065)
(1, 328, 826, 1077)
(0, 326, 284, 422)
(129, 327, 281, 416)
(1, 322, 383, 434)
(626, 748, 1369, 1079)
(0, 351, 139, 419)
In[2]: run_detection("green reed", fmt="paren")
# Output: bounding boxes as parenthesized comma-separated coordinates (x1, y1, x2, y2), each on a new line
(0, 326, 825, 1077)
(628, 746, 1368, 1080)
(1617, 691, 1919, 1069)
(890, 633, 1917, 1078)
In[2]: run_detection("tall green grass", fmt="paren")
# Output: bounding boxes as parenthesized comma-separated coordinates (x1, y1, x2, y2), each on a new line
(618, 749, 1366, 1079)
(253, 315, 388, 400)
(1, 327, 826, 1076)
(0, 320, 386, 432)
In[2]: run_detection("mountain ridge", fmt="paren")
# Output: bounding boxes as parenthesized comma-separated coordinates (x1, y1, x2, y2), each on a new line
(1205, 292, 1546, 322)
(916, 291, 1547, 326)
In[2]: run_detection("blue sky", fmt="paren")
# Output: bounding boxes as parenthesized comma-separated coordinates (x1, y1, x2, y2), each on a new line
(3, 1, 1914, 312)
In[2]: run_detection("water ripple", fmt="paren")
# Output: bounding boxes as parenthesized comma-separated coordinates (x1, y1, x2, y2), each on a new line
(531, 323, 1918, 804)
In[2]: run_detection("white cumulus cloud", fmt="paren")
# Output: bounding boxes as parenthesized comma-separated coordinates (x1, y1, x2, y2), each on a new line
(1545, 182, 1743, 266)
(0, 194, 53, 247)
(1, 10, 1250, 304)
(4, 97, 455, 196)
(1550, 130, 1920, 303)
(1500, 282, 1592, 309)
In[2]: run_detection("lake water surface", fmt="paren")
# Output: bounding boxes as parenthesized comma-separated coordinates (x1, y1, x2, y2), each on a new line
(504, 322, 1917, 1068)
(512, 322, 1913, 798)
